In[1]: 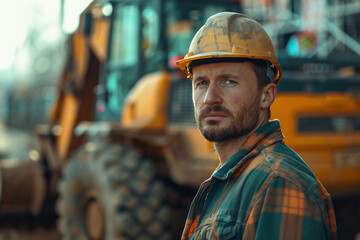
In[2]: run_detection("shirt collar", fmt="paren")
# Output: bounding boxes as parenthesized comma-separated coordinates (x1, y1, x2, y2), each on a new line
(213, 120, 284, 180)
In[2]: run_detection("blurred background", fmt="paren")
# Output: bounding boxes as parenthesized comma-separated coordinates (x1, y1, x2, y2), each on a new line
(0, 0, 359, 239)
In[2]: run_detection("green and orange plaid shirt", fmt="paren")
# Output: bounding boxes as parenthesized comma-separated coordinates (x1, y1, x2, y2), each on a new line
(182, 120, 337, 240)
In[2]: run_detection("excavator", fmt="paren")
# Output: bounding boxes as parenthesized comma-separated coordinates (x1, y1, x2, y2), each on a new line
(0, 0, 359, 239)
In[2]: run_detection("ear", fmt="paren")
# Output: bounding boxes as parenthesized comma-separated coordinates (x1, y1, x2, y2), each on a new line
(260, 83, 277, 109)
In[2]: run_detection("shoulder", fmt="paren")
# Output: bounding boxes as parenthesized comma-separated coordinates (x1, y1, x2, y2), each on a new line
(230, 141, 331, 208)
(252, 141, 331, 206)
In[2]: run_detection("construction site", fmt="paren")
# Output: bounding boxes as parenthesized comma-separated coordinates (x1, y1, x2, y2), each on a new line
(0, 0, 359, 239)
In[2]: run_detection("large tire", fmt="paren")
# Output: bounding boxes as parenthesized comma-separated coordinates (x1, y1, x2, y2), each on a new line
(56, 143, 171, 240)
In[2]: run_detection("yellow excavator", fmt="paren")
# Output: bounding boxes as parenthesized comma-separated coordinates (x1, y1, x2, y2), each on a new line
(1, 0, 359, 239)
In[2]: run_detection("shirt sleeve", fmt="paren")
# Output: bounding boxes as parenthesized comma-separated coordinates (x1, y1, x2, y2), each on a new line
(242, 177, 335, 240)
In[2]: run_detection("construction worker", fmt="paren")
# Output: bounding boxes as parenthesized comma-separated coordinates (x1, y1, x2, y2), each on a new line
(177, 12, 337, 240)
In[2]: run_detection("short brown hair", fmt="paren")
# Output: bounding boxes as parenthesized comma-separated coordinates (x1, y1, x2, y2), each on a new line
(251, 59, 273, 120)
(251, 59, 272, 90)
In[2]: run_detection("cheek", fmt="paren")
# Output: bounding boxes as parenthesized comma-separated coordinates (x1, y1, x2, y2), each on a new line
(192, 90, 203, 108)
(192, 92, 200, 117)
(232, 87, 257, 103)
(225, 90, 258, 113)
(225, 92, 244, 106)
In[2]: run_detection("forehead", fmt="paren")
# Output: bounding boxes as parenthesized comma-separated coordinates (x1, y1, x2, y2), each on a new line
(192, 61, 255, 79)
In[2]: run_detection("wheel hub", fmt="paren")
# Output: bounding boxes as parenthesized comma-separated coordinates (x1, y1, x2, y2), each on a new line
(85, 199, 105, 240)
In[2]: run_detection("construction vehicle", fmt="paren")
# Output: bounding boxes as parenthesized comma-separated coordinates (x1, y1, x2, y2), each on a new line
(0, 0, 359, 239)
(1, 0, 242, 239)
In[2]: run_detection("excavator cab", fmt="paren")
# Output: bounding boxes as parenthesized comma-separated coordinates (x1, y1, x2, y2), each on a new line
(96, 0, 242, 122)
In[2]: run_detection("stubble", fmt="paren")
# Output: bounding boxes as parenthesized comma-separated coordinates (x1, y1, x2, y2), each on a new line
(197, 94, 261, 142)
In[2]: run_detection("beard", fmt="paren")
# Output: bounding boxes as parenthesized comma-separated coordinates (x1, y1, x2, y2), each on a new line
(196, 95, 261, 142)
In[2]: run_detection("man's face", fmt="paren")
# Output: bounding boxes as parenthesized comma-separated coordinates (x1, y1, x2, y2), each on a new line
(192, 61, 261, 142)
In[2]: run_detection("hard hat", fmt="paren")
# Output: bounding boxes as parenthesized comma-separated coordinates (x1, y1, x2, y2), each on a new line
(176, 12, 282, 85)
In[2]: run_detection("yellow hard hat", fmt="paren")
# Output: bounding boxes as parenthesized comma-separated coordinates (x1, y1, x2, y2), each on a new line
(176, 12, 282, 85)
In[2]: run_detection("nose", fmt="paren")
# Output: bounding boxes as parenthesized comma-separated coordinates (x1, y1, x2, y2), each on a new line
(204, 83, 222, 106)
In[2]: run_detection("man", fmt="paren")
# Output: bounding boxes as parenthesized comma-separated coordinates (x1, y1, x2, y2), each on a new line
(176, 12, 337, 240)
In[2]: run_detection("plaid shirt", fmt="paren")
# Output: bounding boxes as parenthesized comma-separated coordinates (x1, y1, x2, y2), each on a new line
(182, 120, 337, 240)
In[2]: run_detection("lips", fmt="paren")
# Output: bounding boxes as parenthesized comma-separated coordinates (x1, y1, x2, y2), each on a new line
(202, 112, 228, 121)
(199, 105, 232, 123)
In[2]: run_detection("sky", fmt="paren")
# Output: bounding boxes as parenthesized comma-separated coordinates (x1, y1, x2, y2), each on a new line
(0, 0, 91, 71)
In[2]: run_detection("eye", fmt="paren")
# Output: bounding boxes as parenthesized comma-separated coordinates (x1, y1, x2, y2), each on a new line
(194, 80, 208, 88)
(224, 79, 237, 85)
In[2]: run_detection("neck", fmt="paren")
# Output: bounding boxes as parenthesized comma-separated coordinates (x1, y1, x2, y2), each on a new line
(213, 136, 250, 165)
(214, 118, 268, 166)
